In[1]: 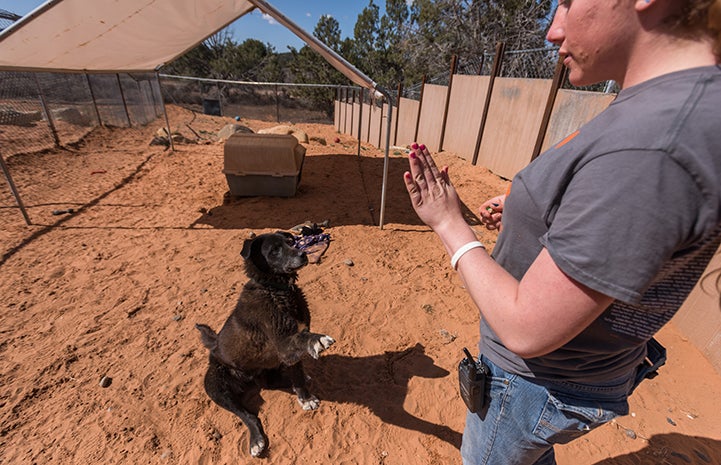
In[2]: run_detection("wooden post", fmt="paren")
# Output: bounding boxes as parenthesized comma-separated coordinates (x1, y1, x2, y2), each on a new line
(335, 86, 341, 132)
(438, 54, 458, 152)
(394, 82, 402, 146)
(357, 88, 363, 156)
(349, 89, 355, 139)
(366, 94, 373, 143)
(377, 95, 384, 148)
(413, 74, 427, 143)
(472, 42, 505, 165)
(531, 57, 568, 161)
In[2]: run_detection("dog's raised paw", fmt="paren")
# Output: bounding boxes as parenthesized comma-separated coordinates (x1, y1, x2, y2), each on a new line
(298, 394, 320, 410)
(308, 335, 335, 359)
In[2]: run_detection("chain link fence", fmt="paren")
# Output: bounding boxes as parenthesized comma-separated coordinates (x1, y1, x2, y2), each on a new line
(0, 71, 164, 159)
(2, 45, 616, 162)
(159, 75, 338, 125)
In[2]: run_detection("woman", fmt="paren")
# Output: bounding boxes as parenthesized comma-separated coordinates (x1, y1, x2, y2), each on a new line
(403, 0, 721, 464)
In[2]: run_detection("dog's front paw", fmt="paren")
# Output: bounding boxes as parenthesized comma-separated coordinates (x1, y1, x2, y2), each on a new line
(249, 435, 267, 457)
(307, 334, 335, 359)
(297, 394, 320, 411)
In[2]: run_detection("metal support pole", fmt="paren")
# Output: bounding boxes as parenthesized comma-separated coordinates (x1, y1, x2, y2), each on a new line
(33, 74, 60, 148)
(85, 73, 103, 127)
(216, 80, 223, 116)
(275, 84, 280, 123)
(156, 72, 175, 151)
(376, 87, 393, 230)
(0, 150, 31, 225)
(116, 74, 132, 127)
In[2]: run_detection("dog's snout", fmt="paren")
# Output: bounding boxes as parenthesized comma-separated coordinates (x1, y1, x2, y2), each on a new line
(298, 251, 308, 265)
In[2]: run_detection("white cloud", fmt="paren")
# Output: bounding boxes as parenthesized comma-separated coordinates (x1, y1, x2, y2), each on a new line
(306, 12, 311, 17)
(261, 13, 277, 25)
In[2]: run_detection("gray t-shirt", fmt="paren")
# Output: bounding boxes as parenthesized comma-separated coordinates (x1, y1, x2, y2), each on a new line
(482, 65, 721, 383)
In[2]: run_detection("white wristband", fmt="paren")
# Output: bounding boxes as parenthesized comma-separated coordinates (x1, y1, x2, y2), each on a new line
(450, 241, 485, 270)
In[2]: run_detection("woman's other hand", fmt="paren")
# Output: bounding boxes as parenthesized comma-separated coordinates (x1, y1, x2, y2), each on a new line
(479, 195, 505, 231)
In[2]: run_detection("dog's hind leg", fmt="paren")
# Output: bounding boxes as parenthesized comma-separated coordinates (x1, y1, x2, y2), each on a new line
(203, 360, 268, 457)
(286, 362, 320, 410)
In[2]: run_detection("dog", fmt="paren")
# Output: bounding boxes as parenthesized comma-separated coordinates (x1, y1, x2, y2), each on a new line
(195, 231, 335, 457)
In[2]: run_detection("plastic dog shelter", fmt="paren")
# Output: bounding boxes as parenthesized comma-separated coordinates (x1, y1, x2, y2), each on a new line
(0, 0, 394, 227)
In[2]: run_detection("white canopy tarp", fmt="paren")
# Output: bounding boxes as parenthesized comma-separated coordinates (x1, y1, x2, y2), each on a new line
(0, 0, 392, 226)
(0, 0, 377, 90)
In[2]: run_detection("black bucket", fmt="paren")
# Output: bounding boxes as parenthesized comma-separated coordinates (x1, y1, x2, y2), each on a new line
(202, 98, 221, 116)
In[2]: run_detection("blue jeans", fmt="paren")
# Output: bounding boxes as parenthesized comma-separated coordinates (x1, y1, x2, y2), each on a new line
(460, 356, 634, 465)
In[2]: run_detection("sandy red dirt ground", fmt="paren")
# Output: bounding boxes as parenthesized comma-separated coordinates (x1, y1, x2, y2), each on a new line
(1, 105, 720, 464)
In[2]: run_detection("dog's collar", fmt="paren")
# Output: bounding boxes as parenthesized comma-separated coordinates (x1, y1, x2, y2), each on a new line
(248, 277, 297, 292)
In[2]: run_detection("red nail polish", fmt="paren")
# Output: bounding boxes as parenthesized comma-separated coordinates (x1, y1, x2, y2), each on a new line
(419, 144, 426, 151)
(410, 151, 417, 159)
(411, 143, 419, 150)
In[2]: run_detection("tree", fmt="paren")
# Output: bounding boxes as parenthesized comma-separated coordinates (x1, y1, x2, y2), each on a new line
(286, 15, 350, 116)
(402, 0, 554, 81)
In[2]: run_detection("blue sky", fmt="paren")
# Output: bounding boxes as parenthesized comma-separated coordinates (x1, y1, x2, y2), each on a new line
(0, 0, 388, 51)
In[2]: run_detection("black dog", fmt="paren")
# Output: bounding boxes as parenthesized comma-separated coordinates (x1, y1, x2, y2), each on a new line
(195, 231, 335, 457)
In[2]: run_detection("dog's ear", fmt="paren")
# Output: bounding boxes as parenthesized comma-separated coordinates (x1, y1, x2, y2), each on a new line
(275, 230, 295, 240)
(241, 236, 257, 259)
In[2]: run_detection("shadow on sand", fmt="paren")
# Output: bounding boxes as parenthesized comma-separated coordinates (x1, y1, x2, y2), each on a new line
(192, 153, 480, 231)
(591, 433, 721, 464)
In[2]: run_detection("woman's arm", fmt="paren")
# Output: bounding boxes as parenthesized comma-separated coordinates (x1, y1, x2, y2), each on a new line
(404, 145, 613, 358)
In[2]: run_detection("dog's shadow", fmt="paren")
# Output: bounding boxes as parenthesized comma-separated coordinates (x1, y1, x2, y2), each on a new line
(305, 343, 463, 449)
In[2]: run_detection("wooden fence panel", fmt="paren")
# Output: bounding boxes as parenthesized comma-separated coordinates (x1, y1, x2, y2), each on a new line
(360, 102, 372, 143)
(351, 102, 361, 139)
(369, 102, 382, 147)
(476, 77, 552, 179)
(541, 89, 615, 152)
(395, 97, 419, 147)
(416, 84, 446, 152)
(444, 74, 490, 162)
(673, 248, 721, 374)
(379, 101, 393, 149)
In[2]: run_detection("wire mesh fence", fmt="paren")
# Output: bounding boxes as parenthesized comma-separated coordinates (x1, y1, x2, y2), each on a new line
(0, 71, 164, 159)
(500, 47, 558, 79)
(1, 44, 617, 163)
(159, 75, 339, 125)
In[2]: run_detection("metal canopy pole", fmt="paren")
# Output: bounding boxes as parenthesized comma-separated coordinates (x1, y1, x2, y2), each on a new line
(155, 72, 175, 151)
(0, 150, 31, 225)
(377, 87, 393, 230)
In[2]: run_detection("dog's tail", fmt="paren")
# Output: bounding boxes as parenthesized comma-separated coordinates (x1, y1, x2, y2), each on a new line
(195, 323, 218, 351)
